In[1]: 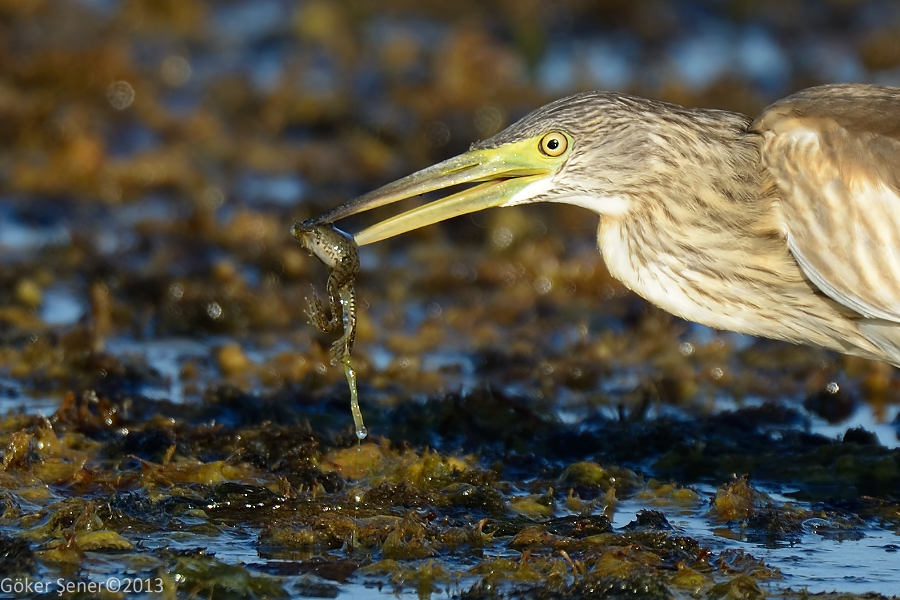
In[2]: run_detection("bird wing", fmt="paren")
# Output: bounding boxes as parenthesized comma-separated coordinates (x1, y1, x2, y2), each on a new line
(752, 83, 900, 325)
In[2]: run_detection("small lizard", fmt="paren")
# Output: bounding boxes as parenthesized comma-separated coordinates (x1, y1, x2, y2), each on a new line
(292, 220, 367, 439)
(291, 221, 360, 364)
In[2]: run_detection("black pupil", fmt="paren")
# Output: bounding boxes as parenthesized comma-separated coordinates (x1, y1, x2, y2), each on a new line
(546, 138, 559, 150)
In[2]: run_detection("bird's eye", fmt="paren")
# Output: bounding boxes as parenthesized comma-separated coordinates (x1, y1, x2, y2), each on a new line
(539, 132, 568, 157)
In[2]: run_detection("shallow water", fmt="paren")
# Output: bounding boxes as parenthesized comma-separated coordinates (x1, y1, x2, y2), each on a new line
(612, 492, 900, 597)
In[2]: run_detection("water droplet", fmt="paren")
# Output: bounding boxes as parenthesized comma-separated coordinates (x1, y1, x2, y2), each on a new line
(106, 81, 135, 110)
(534, 277, 552, 295)
(206, 301, 223, 320)
(491, 227, 514, 251)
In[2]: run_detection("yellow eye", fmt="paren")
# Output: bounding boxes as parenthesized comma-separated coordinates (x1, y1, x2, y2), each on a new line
(539, 131, 568, 157)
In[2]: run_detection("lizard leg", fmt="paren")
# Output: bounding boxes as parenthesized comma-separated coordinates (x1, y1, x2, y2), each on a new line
(305, 283, 341, 333)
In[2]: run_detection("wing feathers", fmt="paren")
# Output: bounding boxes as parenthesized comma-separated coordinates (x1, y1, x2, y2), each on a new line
(753, 84, 900, 324)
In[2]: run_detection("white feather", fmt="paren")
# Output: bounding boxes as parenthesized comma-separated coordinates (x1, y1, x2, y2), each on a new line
(502, 179, 631, 216)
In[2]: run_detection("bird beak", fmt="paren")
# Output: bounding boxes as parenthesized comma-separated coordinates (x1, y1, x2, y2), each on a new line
(306, 137, 558, 246)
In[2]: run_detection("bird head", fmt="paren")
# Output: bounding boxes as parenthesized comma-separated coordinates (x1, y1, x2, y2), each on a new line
(305, 92, 670, 246)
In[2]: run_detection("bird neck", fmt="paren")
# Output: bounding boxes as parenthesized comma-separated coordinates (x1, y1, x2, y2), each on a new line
(599, 113, 776, 280)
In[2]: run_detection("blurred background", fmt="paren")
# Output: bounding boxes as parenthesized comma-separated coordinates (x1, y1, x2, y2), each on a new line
(4, 0, 900, 398)
(2, 1, 900, 597)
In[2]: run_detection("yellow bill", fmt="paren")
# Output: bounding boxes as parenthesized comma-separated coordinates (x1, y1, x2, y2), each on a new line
(304, 132, 571, 246)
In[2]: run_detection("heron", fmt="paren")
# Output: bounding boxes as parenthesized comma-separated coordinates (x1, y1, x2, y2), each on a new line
(302, 83, 900, 368)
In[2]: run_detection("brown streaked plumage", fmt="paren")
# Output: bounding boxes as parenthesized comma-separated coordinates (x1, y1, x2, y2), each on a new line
(301, 83, 900, 367)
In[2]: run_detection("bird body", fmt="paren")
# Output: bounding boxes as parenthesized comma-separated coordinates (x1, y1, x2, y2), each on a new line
(554, 86, 895, 364)
(308, 83, 900, 367)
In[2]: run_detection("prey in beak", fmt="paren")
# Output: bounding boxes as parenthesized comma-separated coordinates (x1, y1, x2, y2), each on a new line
(301, 131, 572, 246)
(289, 128, 572, 441)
